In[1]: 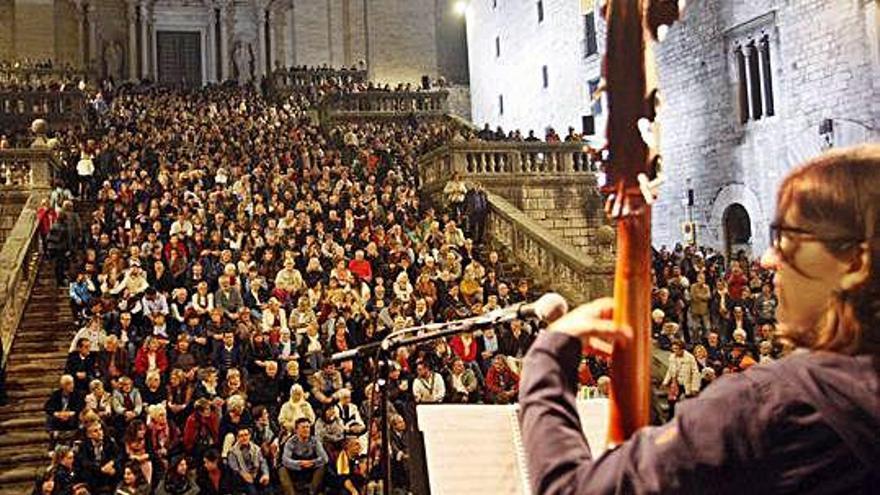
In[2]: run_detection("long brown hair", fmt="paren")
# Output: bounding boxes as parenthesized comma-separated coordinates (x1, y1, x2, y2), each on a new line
(776, 144, 880, 354)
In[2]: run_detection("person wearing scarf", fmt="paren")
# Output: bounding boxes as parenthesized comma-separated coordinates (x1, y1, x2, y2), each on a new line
(155, 456, 198, 495)
(227, 427, 270, 494)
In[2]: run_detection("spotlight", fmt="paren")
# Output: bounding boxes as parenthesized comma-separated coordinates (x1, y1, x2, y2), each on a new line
(454, 0, 469, 16)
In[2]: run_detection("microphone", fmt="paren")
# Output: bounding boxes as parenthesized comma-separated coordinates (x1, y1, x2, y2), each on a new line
(480, 292, 569, 325)
(328, 293, 569, 362)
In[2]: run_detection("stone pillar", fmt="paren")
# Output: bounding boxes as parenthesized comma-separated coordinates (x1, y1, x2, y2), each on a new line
(127, 1, 138, 80)
(77, 7, 88, 69)
(256, 6, 267, 78)
(86, 4, 98, 68)
(219, 3, 230, 80)
(268, 9, 276, 73)
(285, 1, 295, 67)
(139, 1, 150, 79)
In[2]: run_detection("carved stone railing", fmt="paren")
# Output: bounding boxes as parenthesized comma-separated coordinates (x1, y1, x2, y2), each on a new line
(0, 194, 43, 370)
(270, 67, 368, 89)
(418, 141, 598, 194)
(0, 90, 87, 127)
(0, 149, 58, 380)
(0, 66, 89, 86)
(485, 192, 614, 305)
(0, 148, 59, 190)
(325, 90, 449, 116)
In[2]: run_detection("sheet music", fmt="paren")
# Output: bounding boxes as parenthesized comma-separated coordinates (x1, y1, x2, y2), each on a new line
(418, 399, 609, 495)
(418, 405, 527, 495)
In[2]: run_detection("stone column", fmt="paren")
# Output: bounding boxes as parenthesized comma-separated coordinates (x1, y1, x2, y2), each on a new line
(255, 5, 267, 78)
(86, 4, 98, 67)
(285, 1, 295, 67)
(139, 1, 150, 79)
(77, 7, 88, 68)
(127, 1, 138, 79)
(218, 2, 230, 80)
(268, 9, 277, 72)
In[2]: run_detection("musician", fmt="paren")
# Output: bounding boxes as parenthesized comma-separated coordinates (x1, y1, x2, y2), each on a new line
(520, 146, 880, 493)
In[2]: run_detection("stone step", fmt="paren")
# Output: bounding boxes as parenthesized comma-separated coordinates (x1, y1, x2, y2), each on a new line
(0, 464, 45, 487)
(4, 359, 66, 374)
(0, 401, 46, 418)
(0, 446, 48, 468)
(11, 331, 72, 344)
(6, 387, 55, 401)
(0, 429, 49, 449)
(0, 482, 35, 495)
(10, 341, 70, 354)
(5, 375, 64, 389)
(0, 416, 45, 432)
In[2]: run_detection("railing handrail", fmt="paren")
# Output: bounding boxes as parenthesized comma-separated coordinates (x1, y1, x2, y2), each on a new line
(0, 148, 62, 188)
(0, 192, 45, 369)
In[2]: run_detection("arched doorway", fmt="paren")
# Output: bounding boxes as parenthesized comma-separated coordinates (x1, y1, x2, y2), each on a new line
(723, 203, 752, 261)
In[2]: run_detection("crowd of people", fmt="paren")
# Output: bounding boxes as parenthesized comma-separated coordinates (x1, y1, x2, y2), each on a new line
(650, 244, 782, 417)
(34, 79, 543, 495)
(13, 60, 783, 493)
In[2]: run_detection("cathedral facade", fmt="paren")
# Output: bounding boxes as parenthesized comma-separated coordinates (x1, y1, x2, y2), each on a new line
(0, 0, 468, 85)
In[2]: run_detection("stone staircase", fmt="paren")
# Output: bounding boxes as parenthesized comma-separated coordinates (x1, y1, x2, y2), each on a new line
(0, 262, 74, 494)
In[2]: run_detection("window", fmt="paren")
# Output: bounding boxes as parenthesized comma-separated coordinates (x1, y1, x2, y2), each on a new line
(727, 13, 777, 124)
(588, 78, 602, 115)
(495, 36, 500, 57)
(499, 94, 504, 115)
(542, 65, 549, 88)
(537, 1, 544, 22)
(584, 13, 598, 57)
(734, 36, 775, 123)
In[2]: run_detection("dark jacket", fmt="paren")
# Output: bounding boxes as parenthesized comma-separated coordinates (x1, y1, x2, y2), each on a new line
(44, 389, 85, 431)
(195, 465, 236, 495)
(519, 332, 880, 494)
(75, 436, 121, 489)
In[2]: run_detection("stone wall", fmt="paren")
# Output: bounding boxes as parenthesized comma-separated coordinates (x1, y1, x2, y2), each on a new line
(0, 0, 15, 60)
(467, 0, 880, 257)
(480, 176, 608, 256)
(13, 0, 56, 61)
(653, 0, 880, 257)
(466, 0, 606, 135)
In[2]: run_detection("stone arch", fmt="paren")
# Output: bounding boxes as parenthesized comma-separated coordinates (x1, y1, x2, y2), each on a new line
(706, 183, 767, 257)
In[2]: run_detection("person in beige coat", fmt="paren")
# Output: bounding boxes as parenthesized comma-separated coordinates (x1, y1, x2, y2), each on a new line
(278, 384, 315, 435)
(662, 340, 701, 418)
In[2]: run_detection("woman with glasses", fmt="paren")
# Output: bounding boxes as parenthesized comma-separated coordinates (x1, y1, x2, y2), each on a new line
(520, 144, 880, 494)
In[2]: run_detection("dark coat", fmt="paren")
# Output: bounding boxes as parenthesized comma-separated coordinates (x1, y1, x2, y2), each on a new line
(519, 332, 880, 494)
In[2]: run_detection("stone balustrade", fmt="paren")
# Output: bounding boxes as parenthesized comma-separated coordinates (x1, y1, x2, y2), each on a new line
(0, 66, 89, 85)
(0, 149, 59, 190)
(325, 90, 449, 115)
(0, 149, 58, 368)
(485, 192, 614, 305)
(270, 68, 368, 89)
(418, 141, 598, 193)
(0, 91, 87, 127)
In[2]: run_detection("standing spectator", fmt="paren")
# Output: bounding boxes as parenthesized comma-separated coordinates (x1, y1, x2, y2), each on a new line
(662, 340, 701, 417)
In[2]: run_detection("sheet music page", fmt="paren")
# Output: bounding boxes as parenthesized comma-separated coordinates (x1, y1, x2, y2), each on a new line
(418, 404, 526, 495)
(418, 400, 609, 495)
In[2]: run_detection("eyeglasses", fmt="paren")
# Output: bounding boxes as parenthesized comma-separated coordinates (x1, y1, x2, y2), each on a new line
(769, 222, 863, 264)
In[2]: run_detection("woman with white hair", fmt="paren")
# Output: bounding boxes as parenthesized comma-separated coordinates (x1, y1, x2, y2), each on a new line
(393, 271, 413, 302)
(277, 384, 315, 435)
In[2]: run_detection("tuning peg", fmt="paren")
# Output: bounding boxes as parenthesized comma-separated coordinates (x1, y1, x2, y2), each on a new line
(637, 118, 656, 146)
(638, 172, 664, 205)
(657, 25, 670, 42)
